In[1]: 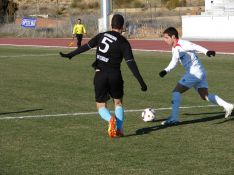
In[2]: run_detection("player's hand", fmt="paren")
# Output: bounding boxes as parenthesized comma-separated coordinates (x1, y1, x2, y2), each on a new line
(206, 50, 216, 57)
(91, 60, 97, 69)
(141, 83, 147, 92)
(159, 70, 167, 78)
(59, 52, 72, 60)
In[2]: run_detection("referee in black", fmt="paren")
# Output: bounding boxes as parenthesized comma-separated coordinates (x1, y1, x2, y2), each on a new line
(60, 14, 147, 138)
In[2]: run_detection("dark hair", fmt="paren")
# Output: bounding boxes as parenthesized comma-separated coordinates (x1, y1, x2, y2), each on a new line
(163, 27, 179, 39)
(111, 14, 124, 29)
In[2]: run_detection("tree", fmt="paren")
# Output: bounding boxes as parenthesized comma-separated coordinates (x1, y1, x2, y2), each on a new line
(0, 0, 18, 23)
(162, 0, 180, 9)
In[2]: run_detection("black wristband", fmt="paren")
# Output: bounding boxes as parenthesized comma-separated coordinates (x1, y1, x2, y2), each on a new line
(206, 50, 216, 57)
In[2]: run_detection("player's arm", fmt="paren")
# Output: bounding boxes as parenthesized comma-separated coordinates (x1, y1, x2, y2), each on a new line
(190, 42, 215, 57)
(59, 33, 101, 59)
(123, 42, 147, 91)
(83, 25, 87, 34)
(159, 52, 179, 78)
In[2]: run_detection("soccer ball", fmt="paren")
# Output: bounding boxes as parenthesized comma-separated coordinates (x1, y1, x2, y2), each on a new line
(141, 108, 156, 122)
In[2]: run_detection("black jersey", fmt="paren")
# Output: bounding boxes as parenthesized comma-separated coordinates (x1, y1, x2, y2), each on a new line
(61, 30, 147, 91)
(87, 31, 134, 71)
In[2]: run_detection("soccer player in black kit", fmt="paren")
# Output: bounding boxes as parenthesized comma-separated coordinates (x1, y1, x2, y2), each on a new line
(59, 14, 147, 138)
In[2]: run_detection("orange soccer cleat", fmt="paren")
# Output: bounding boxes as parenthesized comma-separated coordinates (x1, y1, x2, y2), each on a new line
(108, 116, 116, 138)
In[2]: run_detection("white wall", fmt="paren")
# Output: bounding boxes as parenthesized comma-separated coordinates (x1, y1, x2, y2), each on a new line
(182, 15, 234, 40)
(205, 0, 223, 11)
(204, 0, 234, 15)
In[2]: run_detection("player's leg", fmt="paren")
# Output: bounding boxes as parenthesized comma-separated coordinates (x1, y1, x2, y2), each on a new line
(198, 88, 233, 118)
(94, 71, 116, 137)
(162, 74, 199, 125)
(96, 102, 111, 122)
(77, 34, 82, 48)
(96, 102, 117, 138)
(197, 88, 208, 101)
(75, 34, 79, 47)
(196, 78, 233, 118)
(109, 71, 124, 136)
(94, 71, 111, 121)
(114, 98, 124, 136)
(161, 83, 189, 125)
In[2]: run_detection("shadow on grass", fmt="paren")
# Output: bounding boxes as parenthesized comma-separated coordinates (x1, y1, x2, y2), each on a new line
(124, 112, 233, 137)
(215, 116, 234, 124)
(0, 109, 43, 116)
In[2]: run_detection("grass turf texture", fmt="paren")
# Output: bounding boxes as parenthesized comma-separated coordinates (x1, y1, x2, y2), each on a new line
(0, 46, 234, 175)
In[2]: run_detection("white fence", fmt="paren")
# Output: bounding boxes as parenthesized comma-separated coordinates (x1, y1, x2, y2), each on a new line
(182, 15, 234, 40)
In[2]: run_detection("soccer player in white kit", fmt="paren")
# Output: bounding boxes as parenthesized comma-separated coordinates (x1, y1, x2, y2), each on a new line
(159, 27, 233, 125)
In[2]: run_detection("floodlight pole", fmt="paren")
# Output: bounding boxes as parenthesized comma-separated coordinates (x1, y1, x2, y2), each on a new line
(100, 0, 112, 32)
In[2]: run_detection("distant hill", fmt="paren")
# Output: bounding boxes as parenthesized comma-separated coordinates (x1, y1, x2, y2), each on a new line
(13, 0, 204, 17)
(13, 0, 203, 8)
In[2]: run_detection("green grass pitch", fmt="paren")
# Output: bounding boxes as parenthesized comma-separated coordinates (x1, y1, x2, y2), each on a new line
(0, 46, 234, 175)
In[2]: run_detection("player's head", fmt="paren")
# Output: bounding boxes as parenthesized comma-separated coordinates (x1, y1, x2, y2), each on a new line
(111, 14, 124, 30)
(163, 27, 179, 39)
(163, 27, 179, 47)
(77, 18, 81, 24)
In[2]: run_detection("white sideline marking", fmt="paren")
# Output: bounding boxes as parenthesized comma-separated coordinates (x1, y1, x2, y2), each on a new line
(0, 105, 218, 120)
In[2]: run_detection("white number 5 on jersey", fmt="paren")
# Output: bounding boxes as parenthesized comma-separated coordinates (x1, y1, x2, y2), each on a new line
(99, 37, 114, 53)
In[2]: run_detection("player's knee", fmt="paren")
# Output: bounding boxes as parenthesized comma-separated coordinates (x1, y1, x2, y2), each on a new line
(115, 102, 122, 107)
(114, 99, 122, 106)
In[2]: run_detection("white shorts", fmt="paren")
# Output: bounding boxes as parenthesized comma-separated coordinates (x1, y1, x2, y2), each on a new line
(179, 73, 208, 90)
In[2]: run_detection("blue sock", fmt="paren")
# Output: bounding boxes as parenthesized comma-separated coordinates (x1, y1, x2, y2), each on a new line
(98, 107, 111, 122)
(207, 93, 228, 108)
(170, 92, 181, 121)
(115, 106, 124, 130)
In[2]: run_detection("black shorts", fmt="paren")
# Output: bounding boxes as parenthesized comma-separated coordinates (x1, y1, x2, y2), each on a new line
(94, 70, 124, 103)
